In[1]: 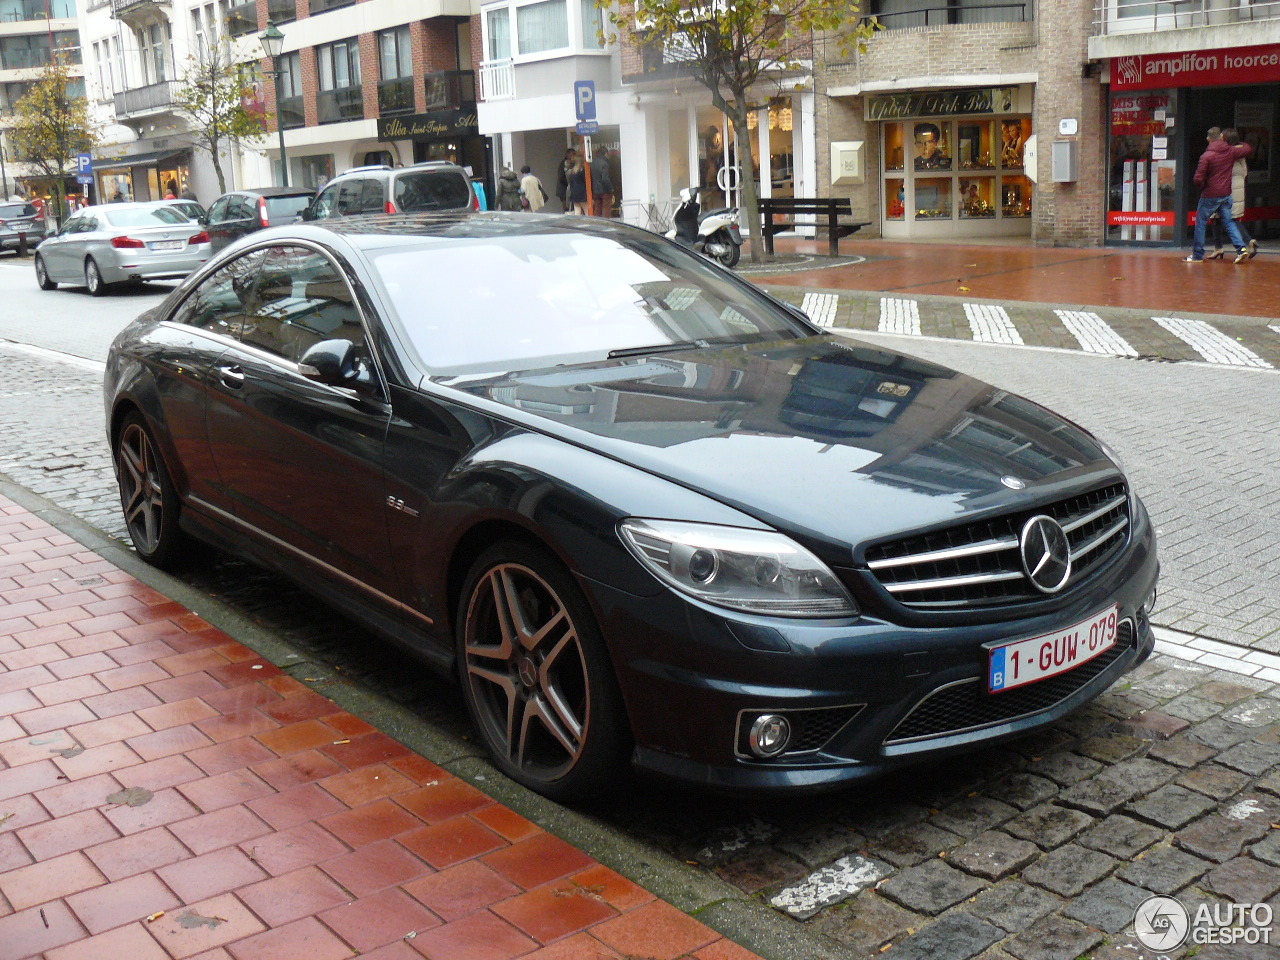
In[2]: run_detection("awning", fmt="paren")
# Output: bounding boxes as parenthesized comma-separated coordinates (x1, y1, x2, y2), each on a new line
(93, 149, 189, 172)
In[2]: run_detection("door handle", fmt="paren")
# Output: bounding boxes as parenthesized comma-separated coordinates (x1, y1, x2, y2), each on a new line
(216, 364, 245, 388)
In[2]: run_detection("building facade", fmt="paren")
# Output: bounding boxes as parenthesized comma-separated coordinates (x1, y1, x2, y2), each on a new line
(0, 0, 85, 200)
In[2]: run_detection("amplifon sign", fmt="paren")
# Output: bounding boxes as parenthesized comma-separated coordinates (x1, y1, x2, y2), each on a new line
(1113, 44, 1280, 90)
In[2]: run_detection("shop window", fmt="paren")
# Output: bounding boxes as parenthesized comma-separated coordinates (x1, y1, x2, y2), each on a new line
(291, 154, 334, 191)
(1000, 119, 1032, 169)
(884, 123, 905, 172)
(913, 122, 952, 171)
(957, 121, 995, 169)
(886, 178, 904, 220)
(915, 177, 952, 219)
(959, 177, 995, 218)
(1001, 175, 1032, 217)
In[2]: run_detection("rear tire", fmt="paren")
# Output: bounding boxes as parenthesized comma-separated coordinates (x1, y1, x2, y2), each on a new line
(85, 257, 108, 297)
(456, 540, 631, 801)
(114, 412, 190, 568)
(712, 235, 741, 268)
(35, 255, 56, 290)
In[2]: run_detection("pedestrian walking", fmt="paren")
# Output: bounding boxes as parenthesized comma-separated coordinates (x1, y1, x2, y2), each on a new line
(1187, 126, 1252, 263)
(494, 166, 523, 212)
(591, 151, 614, 217)
(556, 149, 577, 212)
(1215, 128, 1258, 260)
(567, 158, 588, 215)
(520, 165, 547, 212)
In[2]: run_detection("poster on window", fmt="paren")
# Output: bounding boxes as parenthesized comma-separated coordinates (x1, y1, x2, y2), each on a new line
(1235, 102, 1273, 184)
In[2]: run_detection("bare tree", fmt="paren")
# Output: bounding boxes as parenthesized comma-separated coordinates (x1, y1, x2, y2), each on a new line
(174, 41, 269, 194)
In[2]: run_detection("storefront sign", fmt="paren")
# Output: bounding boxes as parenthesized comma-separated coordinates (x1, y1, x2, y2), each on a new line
(1107, 211, 1174, 227)
(1111, 95, 1169, 136)
(866, 87, 1017, 121)
(377, 108, 479, 142)
(1112, 44, 1280, 91)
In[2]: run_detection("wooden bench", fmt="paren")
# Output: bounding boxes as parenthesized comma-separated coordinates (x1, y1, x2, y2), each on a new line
(758, 198, 872, 257)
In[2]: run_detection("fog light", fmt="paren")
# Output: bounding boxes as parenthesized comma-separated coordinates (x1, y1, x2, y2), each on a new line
(748, 714, 791, 758)
(1141, 587, 1158, 617)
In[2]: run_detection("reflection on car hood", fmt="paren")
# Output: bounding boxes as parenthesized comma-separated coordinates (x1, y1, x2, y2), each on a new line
(450, 336, 1114, 552)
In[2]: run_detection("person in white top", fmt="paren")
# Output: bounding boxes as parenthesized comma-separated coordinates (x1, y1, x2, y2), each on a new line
(520, 166, 546, 212)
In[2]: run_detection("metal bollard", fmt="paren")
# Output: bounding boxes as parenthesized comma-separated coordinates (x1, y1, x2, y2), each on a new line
(17, 232, 26, 258)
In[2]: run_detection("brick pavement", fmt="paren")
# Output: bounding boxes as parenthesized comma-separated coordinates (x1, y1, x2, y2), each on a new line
(0, 495, 760, 960)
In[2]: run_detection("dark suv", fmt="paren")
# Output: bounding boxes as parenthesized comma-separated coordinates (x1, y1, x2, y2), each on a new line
(0, 201, 46, 254)
(303, 162, 475, 220)
(205, 187, 316, 252)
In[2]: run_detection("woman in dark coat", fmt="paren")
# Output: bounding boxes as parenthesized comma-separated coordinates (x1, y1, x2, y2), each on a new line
(494, 167, 523, 212)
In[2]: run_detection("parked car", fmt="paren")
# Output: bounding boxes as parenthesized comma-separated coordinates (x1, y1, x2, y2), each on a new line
(104, 213, 1158, 800)
(302, 162, 476, 221)
(154, 198, 208, 224)
(0, 200, 47, 253)
(36, 202, 210, 295)
(205, 187, 314, 252)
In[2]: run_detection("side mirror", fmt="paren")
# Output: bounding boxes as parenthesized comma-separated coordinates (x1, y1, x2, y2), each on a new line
(299, 339, 361, 386)
(301, 203, 317, 222)
(199, 215, 209, 225)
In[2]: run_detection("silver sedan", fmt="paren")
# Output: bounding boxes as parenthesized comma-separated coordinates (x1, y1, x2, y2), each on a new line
(34, 202, 211, 296)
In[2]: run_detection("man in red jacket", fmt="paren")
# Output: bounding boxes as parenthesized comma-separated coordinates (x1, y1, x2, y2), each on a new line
(1188, 126, 1253, 263)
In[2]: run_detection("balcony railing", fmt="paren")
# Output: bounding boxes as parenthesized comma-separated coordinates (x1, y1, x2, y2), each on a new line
(110, 0, 170, 19)
(478, 59, 514, 101)
(1094, 0, 1280, 34)
(424, 70, 476, 110)
(317, 85, 362, 123)
(227, 0, 258, 37)
(114, 79, 178, 118)
(277, 93, 303, 128)
(377, 76, 413, 116)
(266, 0, 295, 23)
(308, 0, 355, 12)
(1, 0, 77, 22)
(863, 2, 1031, 29)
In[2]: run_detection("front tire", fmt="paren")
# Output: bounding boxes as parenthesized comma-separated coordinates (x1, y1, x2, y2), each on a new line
(35, 255, 56, 290)
(85, 257, 108, 297)
(457, 540, 630, 801)
(115, 413, 189, 568)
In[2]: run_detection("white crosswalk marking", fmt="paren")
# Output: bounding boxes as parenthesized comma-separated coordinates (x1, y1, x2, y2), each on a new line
(963, 303, 1023, 344)
(878, 297, 921, 336)
(1152, 317, 1272, 368)
(800, 292, 839, 328)
(1053, 310, 1138, 356)
(1269, 324, 1280, 337)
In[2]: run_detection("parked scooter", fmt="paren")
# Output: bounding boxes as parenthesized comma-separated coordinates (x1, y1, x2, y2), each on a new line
(665, 187, 744, 268)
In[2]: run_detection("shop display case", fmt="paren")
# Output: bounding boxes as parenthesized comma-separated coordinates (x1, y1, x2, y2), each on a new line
(1001, 175, 1033, 217)
(886, 178, 905, 220)
(884, 123, 905, 172)
(915, 178, 952, 219)
(1000, 118, 1032, 170)
(957, 121, 996, 170)
(959, 177, 996, 218)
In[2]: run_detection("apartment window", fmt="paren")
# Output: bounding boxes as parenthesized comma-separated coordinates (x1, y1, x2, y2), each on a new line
(191, 9, 205, 55)
(379, 26, 411, 79)
(277, 51, 301, 98)
(318, 38, 360, 90)
(486, 7, 511, 59)
(870, 0, 1033, 28)
(137, 22, 173, 85)
(581, 0, 603, 49)
(516, 0, 568, 55)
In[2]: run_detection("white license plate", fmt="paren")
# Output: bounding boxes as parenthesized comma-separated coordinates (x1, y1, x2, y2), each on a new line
(988, 605, 1119, 693)
(150, 240, 184, 251)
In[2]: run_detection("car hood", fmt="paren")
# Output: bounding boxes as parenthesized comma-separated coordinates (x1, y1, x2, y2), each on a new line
(445, 336, 1117, 556)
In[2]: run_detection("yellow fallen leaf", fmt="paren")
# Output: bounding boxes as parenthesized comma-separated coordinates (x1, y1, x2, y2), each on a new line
(332, 739, 351, 745)
(958, 286, 971, 292)
(146, 912, 165, 922)
(1112, 276, 1125, 281)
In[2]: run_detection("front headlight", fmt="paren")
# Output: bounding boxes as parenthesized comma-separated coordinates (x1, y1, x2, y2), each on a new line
(618, 519, 858, 618)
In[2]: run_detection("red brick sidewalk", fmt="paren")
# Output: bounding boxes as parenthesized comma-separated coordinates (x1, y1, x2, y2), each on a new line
(0, 496, 760, 960)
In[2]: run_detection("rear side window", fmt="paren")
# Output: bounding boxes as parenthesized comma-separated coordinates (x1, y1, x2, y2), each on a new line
(265, 195, 312, 220)
(0, 203, 37, 218)
(241, 246, 369, 364)
(170, 250, 269, 335)
(394, 171, 471, 211)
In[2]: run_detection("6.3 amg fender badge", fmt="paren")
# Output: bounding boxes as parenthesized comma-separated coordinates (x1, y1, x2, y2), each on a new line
(1020, 515, 1071, 593)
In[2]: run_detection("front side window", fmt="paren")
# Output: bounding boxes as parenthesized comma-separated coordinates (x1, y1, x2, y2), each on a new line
(241, 246, 369, 364)
(485, 7, 510, 59)
(311, 182, 340, 218)
(170, 250, 268, 334)
(378, 26, 411, 80)
(516, 0, 568, 55)
(371, 228, 805, 375)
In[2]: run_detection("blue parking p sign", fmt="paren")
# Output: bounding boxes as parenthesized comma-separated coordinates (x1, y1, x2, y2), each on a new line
(77, 152, 93, 176)
(574, 80, 596, 122)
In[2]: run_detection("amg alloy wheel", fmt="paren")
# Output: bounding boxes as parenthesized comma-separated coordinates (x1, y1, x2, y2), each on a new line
(115, 413, 187, 567)
(458, 542, 628, 800)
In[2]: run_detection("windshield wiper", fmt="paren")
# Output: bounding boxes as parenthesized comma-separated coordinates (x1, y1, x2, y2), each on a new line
(607, 340, 706, 359)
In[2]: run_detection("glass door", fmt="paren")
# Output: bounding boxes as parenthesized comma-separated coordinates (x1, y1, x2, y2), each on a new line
(697, 107, 741, 212)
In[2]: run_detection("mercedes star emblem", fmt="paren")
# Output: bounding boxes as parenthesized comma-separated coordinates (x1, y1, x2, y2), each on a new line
(1019, 515, 1072, 593)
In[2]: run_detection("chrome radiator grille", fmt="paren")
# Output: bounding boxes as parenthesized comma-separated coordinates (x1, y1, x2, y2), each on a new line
(865, 483, 1130, 610)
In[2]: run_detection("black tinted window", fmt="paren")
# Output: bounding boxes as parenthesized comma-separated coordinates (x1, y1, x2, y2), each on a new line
(336, 179, 363, 216)
(171, 251, 268, 334)
(393, 171, 471, 211)
(208, 197, 230, 222)
(241, 246, 368, 364)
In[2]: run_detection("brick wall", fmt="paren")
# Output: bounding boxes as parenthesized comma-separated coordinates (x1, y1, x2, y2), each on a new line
(301, 46, 318, 127)
(359, 32, 378, 121)
(1032, 0, 1105, 246)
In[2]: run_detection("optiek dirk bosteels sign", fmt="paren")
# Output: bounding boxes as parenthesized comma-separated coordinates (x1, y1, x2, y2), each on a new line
(377, 108, 479, 142)
(866, 87, 1018, 121)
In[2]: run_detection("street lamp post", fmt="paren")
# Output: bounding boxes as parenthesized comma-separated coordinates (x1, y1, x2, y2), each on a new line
(259, 22, 288, 187)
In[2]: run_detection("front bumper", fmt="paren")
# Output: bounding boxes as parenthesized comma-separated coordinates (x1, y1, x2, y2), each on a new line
(588, 507, 1158, 794)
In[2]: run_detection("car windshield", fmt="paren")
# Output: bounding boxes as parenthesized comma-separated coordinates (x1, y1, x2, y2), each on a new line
(0, 203, 36, 218)
(104, 207, 190, 227)
(266, 195, 312, 219)
(371, 228, 805, 375)
(394, 171, 471, 211)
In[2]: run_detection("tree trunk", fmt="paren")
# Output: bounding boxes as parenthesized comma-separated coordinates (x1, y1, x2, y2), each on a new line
(726, 100, 764, 264)
(211, 143, 227, 194)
